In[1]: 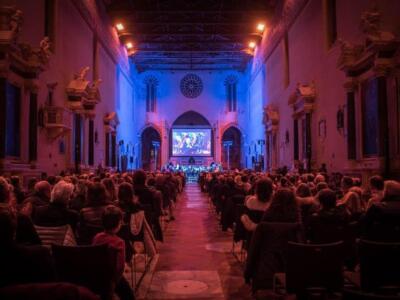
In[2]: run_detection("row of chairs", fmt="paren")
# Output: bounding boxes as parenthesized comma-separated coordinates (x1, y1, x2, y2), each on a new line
(34, 223, 154, 297)
(259, 235, 400, 299)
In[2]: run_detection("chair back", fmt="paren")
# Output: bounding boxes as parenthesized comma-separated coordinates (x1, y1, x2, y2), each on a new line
(343, 289, 400, 299)
(52, 244, 117, 300)
(77, 224, 103, 245)
(365, 219, 400, 242)
(359, 239, 400, 292)
(34, 225, 76, 249)
(286, 241, 344, 294)
(309, 221, 347, 244)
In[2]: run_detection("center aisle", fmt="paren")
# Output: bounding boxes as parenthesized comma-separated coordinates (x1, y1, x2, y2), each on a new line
(144, 183, 252, 299)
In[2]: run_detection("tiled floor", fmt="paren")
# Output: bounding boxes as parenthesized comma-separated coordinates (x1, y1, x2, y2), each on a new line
(143, 183, 252, 299)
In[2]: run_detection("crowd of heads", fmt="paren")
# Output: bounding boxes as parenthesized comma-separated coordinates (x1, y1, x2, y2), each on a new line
(0, 170, 185, 246)
(201, 169, 400, 230)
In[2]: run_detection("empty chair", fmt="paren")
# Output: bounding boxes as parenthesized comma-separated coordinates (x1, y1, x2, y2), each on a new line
(52, 244, 117, 300)
(34, 224, 76, 249)
(275, 241, 344, 299)
(358, 239, 400, 293)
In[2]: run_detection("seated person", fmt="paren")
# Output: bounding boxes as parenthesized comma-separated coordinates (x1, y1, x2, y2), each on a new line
(362, 180, 400, 242)
(240, 178, 273, 232)
(338, 186, 366, 221)
(0, 205, 55, 287)
(296, 183, 319, 226)
(262, 188, 301, 224)
(78, 183, 111, 244)
(366, 175, 384, 209)
(20, 181, 52, 218)
(0, 177, 40, 245)
(34, 181, 79, 231)
(92, 205, 135, 300)
(307, 188, 350, 243)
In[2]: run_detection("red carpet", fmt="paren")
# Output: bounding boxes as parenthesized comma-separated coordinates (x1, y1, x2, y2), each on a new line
(146, 184, 252, 299)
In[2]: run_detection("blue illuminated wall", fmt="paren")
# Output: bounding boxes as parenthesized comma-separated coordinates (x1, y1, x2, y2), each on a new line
(245, 63, 267, 169)
(130, 68, 248, 167)
(115, 65, 137, 170)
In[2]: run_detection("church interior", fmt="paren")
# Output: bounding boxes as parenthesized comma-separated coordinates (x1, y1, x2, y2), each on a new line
(1, 0, 400, 299)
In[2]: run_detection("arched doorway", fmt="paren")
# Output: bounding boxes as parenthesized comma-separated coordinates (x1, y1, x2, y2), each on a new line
(141, 127, 161, 171)
(221, 126, 241, 170)
(172, 110, 211, 126)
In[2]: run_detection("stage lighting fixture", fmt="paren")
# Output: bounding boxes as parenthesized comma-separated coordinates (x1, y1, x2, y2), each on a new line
(257, 23, 265, 32)
(116, 23, 124, 31)
(126, 42, 133, 49)
(249, 41, 256, 49)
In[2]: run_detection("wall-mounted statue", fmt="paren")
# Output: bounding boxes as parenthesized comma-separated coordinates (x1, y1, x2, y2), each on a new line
(9, 9, 23, 41)
(75, 66, 90, 81)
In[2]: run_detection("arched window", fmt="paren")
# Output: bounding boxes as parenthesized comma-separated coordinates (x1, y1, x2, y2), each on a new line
(225, 75, 238, 112)
(144, 75, 159, 112)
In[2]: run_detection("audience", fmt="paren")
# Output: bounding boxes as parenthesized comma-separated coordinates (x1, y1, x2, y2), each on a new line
(203, 168, 400, 296)
(0, 170, 182, 298)
(1, 166, 399, 298)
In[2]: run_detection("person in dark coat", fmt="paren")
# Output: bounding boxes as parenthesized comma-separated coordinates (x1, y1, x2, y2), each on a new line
(244, 222, 303, 292)
(0, 205, 55, 288)
(362, 180, 400, 242)
(132, 170, 163, 241)
(307, 188, 350, 243)
(34, 181, 79, 232)
(20, 181, 52, 218)
(78, 182, 111, 244)
(0, 177, 40, 245)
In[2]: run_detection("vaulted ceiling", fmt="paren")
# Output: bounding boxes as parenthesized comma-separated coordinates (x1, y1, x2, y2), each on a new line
(105, 0, 278, 71)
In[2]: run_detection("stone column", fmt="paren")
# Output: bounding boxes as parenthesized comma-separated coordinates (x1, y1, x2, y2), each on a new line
(293, 119, 299, 161)
(376, 74, 390, 176)
(0, 78, 5, 161)
(88, 118, 94, 166)
(344, 78, 357, 160)
(305, 112, 312, 172)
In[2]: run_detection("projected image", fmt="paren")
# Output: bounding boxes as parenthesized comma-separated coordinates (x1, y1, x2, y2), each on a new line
(172, 129, 211, 156)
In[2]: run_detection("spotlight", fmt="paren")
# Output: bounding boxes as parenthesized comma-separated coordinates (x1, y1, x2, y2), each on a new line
(116, 23, 124, 31)
(125, 42, 133, 49)
(248, 41, 256, 49)
(257, 23, 265, 32)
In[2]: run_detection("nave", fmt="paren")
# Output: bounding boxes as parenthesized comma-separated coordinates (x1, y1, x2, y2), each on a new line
(143, 184, 251, 300)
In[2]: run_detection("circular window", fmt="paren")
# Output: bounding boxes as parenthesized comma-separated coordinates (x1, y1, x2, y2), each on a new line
(180, 74, 203, 98)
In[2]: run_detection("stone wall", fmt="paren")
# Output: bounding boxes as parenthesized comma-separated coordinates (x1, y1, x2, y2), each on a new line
(248, 0, 400, 179)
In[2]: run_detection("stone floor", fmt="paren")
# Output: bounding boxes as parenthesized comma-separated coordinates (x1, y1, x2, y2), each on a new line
(140, 183, 252, 300)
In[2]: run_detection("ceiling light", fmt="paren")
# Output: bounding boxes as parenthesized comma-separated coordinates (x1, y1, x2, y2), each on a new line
(248, 41, 256, 49)
(125, 42, 133, 49)
(257, 23, 266, 32)
(116, 23, 124, 31)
